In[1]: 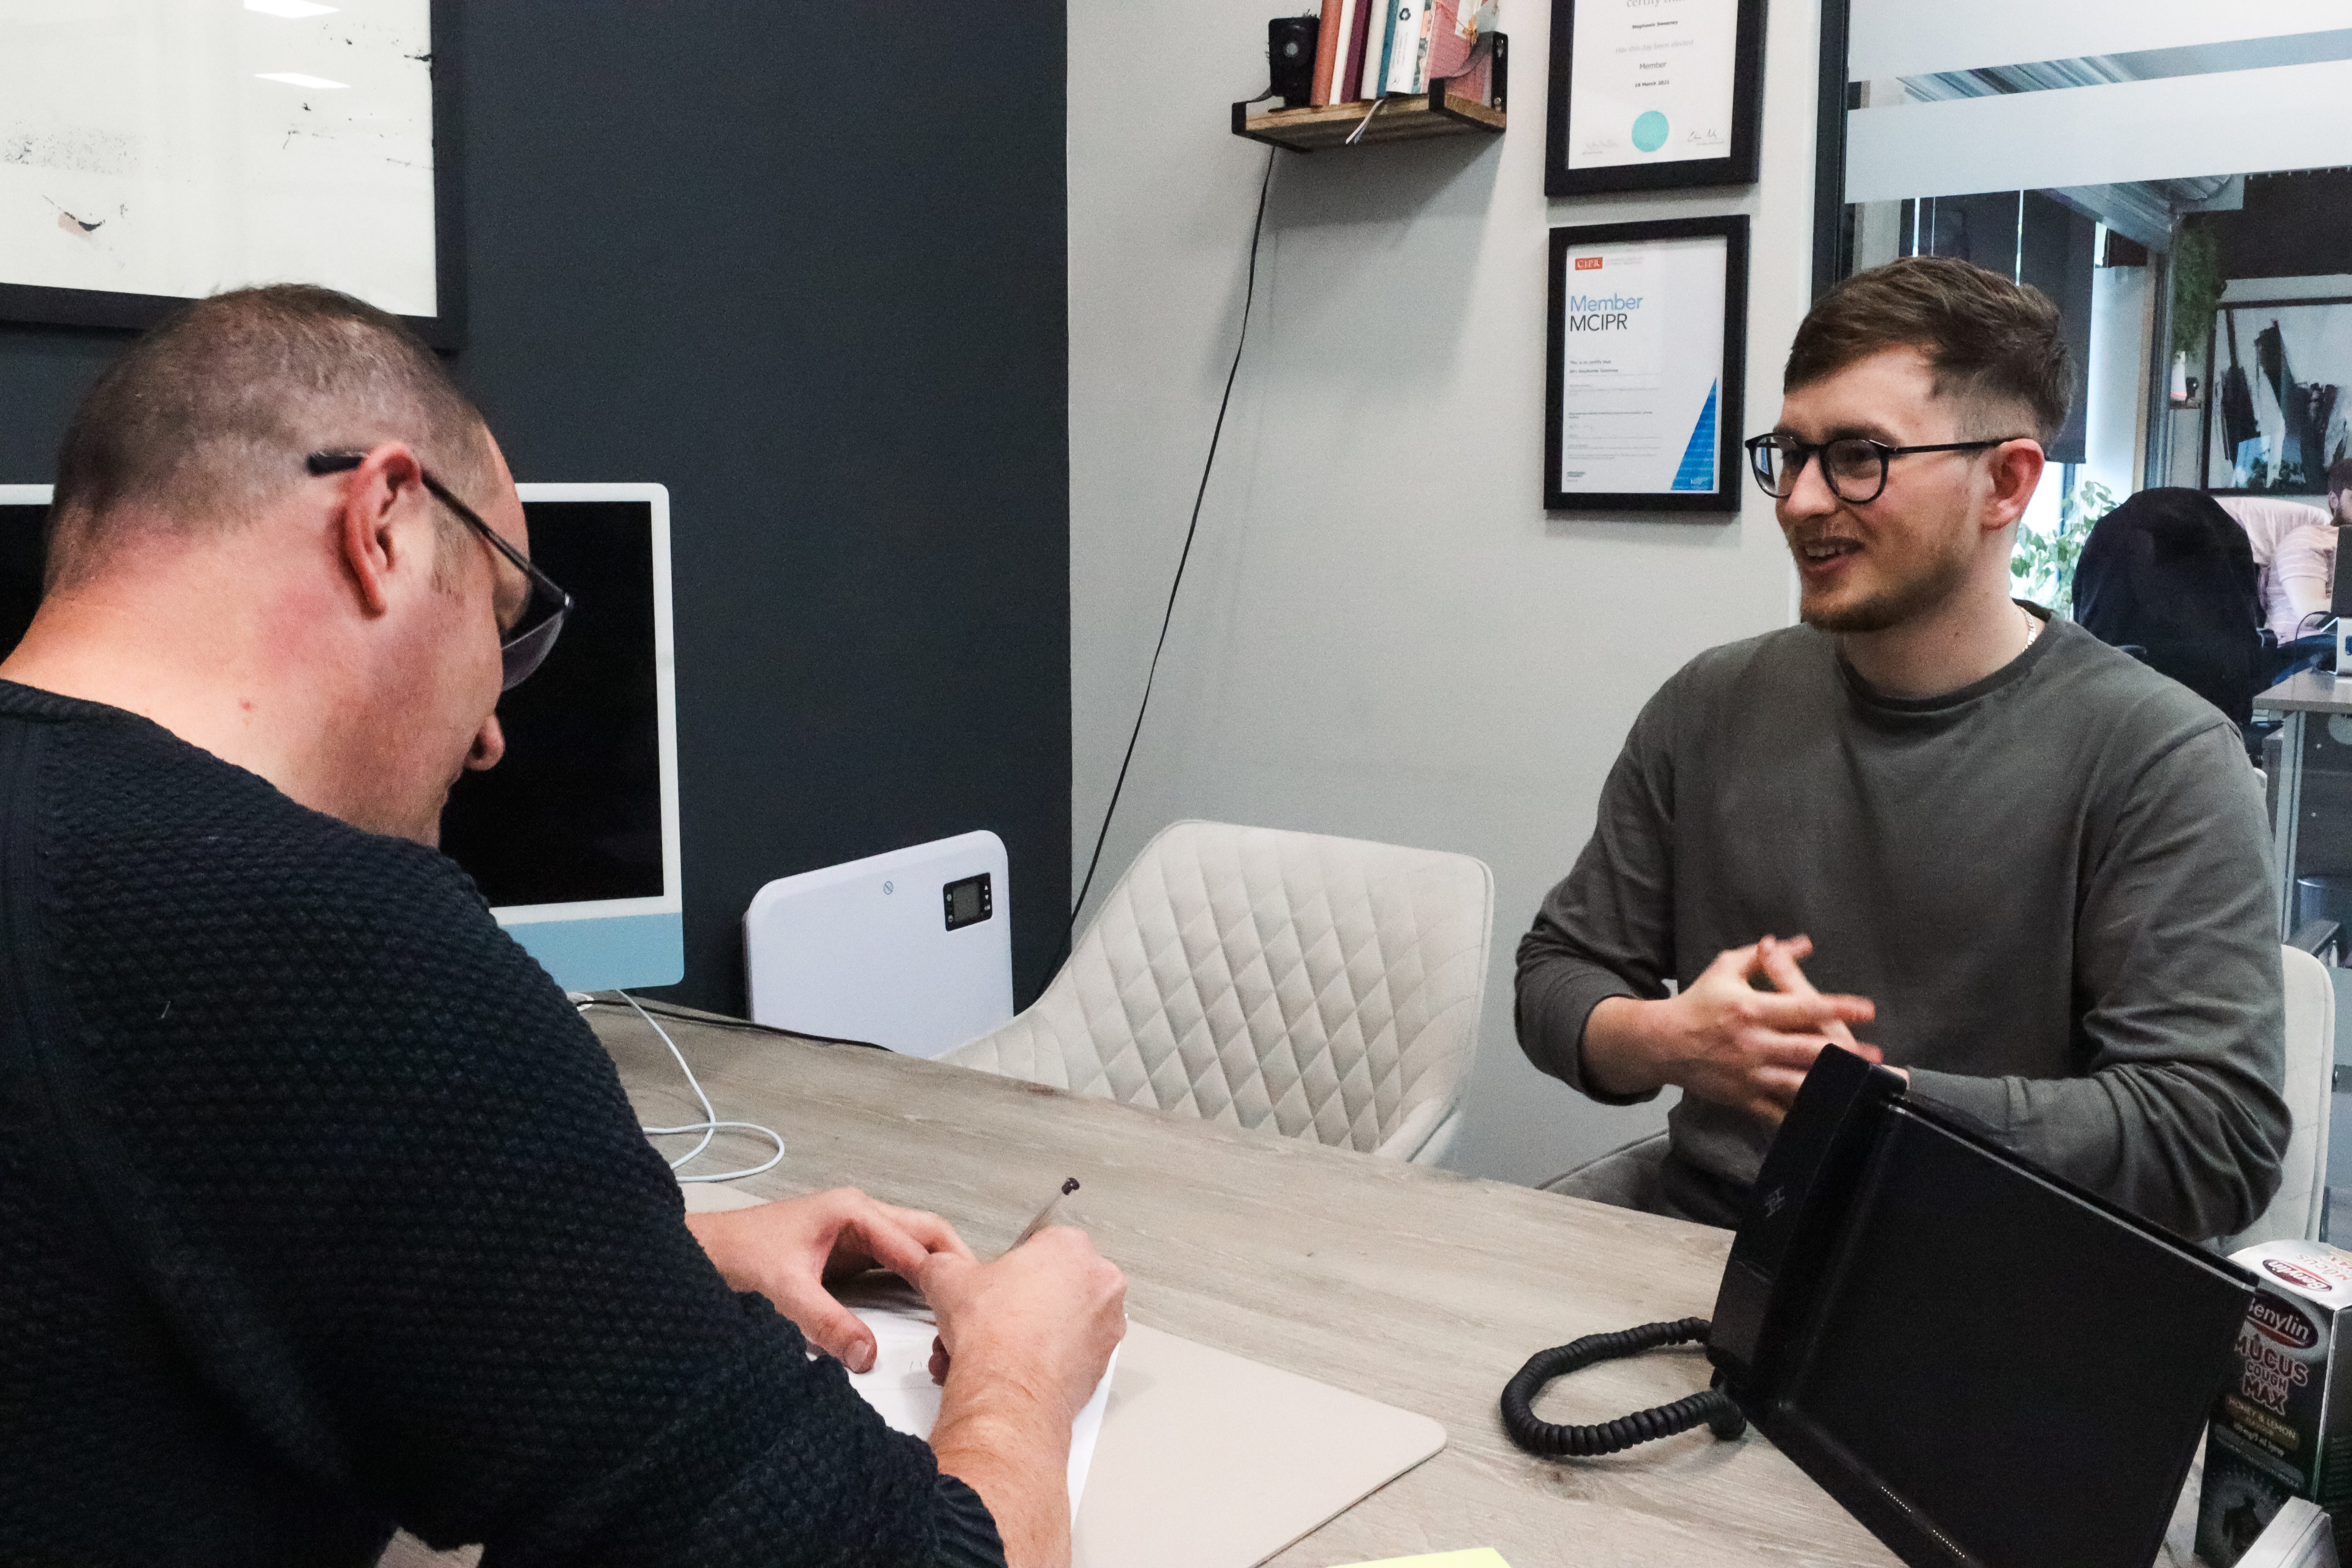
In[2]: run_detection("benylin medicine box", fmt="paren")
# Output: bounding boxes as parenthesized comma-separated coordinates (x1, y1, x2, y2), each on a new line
(2200, 1241, 2352, 1566)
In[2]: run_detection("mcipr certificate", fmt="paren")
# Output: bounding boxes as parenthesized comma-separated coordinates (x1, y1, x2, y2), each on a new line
(1555, 234, 1728, 496)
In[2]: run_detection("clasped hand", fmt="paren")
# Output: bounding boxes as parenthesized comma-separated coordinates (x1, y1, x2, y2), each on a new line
(1584, 934, 1884, 1123)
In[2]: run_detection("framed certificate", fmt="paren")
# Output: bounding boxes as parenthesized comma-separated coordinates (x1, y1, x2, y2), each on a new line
(0, 0, 463, 347)
(1546, 0, 1764, 196)
(1545, 215, 1748, 513)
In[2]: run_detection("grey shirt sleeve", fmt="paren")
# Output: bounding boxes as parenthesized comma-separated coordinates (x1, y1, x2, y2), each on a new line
(1906, 719, 2290, 1241)
(1515, 685, 1677, 1105)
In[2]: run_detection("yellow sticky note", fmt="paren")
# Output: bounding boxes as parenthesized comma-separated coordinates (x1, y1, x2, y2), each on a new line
(1336, 1553, 1512, 1568)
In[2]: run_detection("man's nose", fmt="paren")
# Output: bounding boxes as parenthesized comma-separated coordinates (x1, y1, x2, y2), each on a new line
(465, 712, 505, 772)
(1778, 451, 1842, 521)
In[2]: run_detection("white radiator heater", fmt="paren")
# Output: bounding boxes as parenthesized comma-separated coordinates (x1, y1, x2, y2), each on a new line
(743, 831, 1013, 1057)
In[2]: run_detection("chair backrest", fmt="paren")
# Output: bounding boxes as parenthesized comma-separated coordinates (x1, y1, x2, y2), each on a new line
(2074, 487, 2265, 727)
(2222, 946, 2335, 1251)
(947, 821, 1494, 1161)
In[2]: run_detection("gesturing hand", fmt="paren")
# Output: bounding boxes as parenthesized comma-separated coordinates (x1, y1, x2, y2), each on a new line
(685, 1187, 975, 1373)
(1584, 934, 1881, 1123)
(1756, 935, 1907, 1092)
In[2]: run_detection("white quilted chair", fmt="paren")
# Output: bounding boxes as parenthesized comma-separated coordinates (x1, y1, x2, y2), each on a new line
(945, 821, 1494, 1165)
(2221, 944, 2336, 1250)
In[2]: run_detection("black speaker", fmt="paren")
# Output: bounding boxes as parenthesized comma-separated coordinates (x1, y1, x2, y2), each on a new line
(1269, 15, 1319, 108)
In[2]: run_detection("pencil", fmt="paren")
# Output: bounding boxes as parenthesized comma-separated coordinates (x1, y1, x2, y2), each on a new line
(1006, 1176, 1081, 1253)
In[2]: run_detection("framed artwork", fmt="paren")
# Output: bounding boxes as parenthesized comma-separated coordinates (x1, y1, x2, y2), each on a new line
(1546, 214, 1749, 514)
(2201, 298, 2352, 495)
(1546, 0, 1765, 197)
(0, 0, 462, 347)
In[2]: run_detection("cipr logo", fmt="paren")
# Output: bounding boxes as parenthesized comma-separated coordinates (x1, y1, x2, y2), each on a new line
(1574, 256, 1604, 271)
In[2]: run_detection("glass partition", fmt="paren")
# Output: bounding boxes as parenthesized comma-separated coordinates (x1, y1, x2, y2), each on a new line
(1822, 0, 2352, 1232)
(1824, 2, 2352, 608)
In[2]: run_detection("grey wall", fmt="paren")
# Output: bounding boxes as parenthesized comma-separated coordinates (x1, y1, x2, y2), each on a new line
(1067, 0, 1825, 1185)
(0, 0, 1073, 1015)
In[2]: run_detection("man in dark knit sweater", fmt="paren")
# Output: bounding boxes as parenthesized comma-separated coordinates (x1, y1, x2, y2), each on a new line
(1517, 257, 2288, 1241)
(0, 287, 1124, 1566)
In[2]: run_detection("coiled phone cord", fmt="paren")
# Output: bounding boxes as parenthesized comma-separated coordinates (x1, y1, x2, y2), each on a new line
(1499, 1317, 1748, 1458)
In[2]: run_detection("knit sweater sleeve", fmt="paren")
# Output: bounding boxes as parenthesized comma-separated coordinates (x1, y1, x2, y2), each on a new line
(1514, 671, 1683, 1104)
(1903, 716, 2289, 1241)
(29, 721, 1005, 1566)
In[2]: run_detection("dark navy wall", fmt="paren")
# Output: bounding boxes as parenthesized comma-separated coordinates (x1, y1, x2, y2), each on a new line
(0, 1, 1073, 1015)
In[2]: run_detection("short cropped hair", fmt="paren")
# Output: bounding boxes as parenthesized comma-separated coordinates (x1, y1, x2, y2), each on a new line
(48, 285, 490, 589)
(2329, 457, 2352, 497)
(1785, 256, 2074, 445)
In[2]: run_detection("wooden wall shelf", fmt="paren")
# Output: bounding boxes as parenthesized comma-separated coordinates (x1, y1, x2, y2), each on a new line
(1234, 34, 1506, 153)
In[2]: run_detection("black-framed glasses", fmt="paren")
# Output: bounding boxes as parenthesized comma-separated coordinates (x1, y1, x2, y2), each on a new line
(1742, 433, 2034, 506)
(305, 450, 572, 690)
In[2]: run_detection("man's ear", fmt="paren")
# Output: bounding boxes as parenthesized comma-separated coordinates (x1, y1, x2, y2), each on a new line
(331, 444, 428, 617)
(1982, 438, 2046, 532)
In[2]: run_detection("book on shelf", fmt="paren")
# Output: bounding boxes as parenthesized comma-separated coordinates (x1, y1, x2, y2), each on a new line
(1266, 0, 1494, 112)
(1384, 0, 1430, 96)
(1343, 0, 1376, 104)
(1362, 0, 1394, 101)
(1427, 0, 1495, 98)
(1310, 0, 1339, 105)
(1310, 0, 1362, 105)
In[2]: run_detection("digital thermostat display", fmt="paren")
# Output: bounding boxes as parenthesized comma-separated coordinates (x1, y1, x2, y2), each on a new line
(943, 872, 993, 931)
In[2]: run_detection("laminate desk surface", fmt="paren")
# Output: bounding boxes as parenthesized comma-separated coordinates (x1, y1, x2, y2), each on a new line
(2256, 669, 2352, 716)
(588, 1004, 1896, 1568)
(382, 1004, 2219, 1568)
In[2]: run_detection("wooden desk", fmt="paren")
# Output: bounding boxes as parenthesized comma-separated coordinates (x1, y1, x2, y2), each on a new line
(385, 1005, 2220, 1567)
(589, 1004, 1898, 1568)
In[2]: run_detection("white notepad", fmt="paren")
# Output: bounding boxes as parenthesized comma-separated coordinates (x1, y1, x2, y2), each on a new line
(679, 1180, 1447, 1564)
(831, 1276, 1117, 1524)
(1071, 1323, 1446, 1568)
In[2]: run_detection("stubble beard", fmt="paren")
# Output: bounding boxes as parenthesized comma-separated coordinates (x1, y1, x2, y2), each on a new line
(1795, 530, 1978, 635)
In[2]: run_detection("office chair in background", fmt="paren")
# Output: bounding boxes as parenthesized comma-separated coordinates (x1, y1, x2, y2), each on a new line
(2074, 487, 2268, 736)
(2222, 935, 2337, 1251)
(946, 820, 1494, 1165)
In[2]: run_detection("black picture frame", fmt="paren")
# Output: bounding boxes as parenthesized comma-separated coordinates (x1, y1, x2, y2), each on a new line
(0, 0, 465, 350)
(1545, 214, 1749, 515)
(1546, 0, 1766, 197)
(1812, 0, 1852, 300)
(2197, 295, 2352, 495)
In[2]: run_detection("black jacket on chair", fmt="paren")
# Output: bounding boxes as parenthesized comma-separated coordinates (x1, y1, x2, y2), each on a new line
(2072, 487, 2266, 729)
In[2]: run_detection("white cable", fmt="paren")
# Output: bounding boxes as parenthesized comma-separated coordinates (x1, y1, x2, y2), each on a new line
(615, 989, 787, 1183)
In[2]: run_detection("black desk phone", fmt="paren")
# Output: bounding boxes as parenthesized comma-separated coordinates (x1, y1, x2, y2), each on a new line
(1505, 1046, 2257, 1568)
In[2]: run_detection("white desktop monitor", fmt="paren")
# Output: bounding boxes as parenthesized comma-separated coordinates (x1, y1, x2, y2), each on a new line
(0, 481, 682, 993)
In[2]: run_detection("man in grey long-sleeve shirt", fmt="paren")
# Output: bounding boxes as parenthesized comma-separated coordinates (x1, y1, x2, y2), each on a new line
(1517, 257, 2287, 1241)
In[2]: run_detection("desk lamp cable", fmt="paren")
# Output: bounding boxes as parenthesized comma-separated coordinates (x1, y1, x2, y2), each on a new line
(1057, 147, 1278, 974)
(613, 989, 788, 1184)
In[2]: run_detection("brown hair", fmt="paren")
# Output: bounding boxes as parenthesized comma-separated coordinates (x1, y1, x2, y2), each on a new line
(48, 285, 490, 589)
(1784, 256, 2073, 445)
(2328, 457, 2352, 497)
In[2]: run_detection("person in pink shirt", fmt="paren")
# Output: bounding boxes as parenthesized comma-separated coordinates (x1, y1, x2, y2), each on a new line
(2216, 489, 2336, 642)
